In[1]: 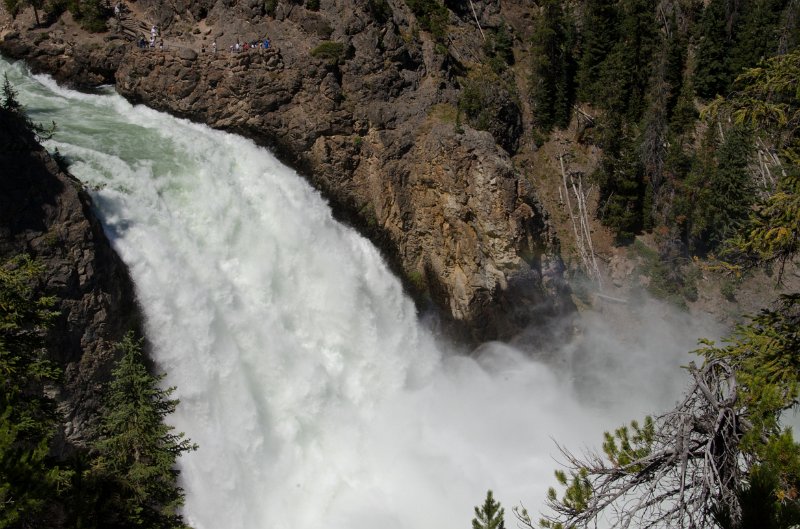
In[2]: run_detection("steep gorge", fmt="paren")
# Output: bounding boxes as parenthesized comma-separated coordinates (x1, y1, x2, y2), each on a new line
(0, 0, 574, 342)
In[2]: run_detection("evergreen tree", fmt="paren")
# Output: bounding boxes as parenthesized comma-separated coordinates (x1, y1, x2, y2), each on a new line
(0, 256, 64, 528)
(727, 0, 788, 83)
(597, 130, 647, 243)
(472, 490, 505, 529)
(575, 0, 617, 105)
(529, 0, 575, 131)
(684, 126, 754, 255)
(613, 0, 657, 120)
(694, 0, 730, 99)
(92, 334, 196, 529)
(1, 74, 21, 113)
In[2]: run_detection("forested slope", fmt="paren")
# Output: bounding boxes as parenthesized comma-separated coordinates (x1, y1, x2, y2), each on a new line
(523, 0, 797, 282)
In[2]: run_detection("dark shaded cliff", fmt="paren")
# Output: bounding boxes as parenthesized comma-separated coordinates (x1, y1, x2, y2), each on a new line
(0, 0, 575, 343)
(0, 105, 141, 453)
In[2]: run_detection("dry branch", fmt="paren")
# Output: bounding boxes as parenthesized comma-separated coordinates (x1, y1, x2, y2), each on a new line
(523, 359, 751, 529)
(559, 154, 602, 285)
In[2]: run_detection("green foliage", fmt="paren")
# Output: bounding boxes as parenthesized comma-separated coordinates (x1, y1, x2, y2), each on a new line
(534, 467, 591, 529)
(310, 41, 345, 65)
(458, 67, 522, 153)
(699, 296, 800, 445)
(406, 270, 426, 292)
(529, 1, 576, 132)
(693, 0, 729, 99)
(405, 0, 449, 39)
(573, 0, 656, 118)
(92, 333, 197, 529)
(630, 240, 699, 306)
(680, 126, 755, 255)
(575, 0, 617, 105)
(695, 0, 792, 100)
(472, 490, 505, 529)
(305, 0, 319, 11)
(596, 131, 647, 243)
(715, 462, 800, 529)
(65, 0, 108, 32)
(602, 417, 654, 469)
(727, 0, 787, 81)
(708, 49, 800, 275)
(1, 74, 21, 114)
(484, 24, 514, 73)
(264, 0, 278, 17)
(2, 74, 56, 143)
(0, 256, 63, 528)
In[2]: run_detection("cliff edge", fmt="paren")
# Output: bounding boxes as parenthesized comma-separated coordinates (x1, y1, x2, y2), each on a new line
(0, 105, 141, 453)
(1, 0, 574, 343)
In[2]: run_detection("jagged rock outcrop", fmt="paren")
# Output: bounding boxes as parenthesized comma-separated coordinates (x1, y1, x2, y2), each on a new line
(0, 107, 141, 452)
(1, 0, 574, 342)
(0, 27, 126, 86)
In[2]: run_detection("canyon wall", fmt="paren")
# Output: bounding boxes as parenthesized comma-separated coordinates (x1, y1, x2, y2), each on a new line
(1, 0, 574, 342)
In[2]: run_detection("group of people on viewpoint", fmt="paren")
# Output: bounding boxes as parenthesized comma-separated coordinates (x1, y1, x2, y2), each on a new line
(224, 38, 271, 53)
(137, 26, 272, 56)
(136, 24, 162, 50)
(119, 0, 275, 56)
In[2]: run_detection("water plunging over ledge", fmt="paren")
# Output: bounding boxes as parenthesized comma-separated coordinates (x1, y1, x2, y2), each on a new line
(1, 57, 708, 529)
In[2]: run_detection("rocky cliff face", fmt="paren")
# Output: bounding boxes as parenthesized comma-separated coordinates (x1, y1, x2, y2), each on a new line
(1, 0, 574, 342)
(0, 108, 140, 452)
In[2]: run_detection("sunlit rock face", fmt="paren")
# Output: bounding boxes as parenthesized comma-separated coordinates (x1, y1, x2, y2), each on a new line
(1, 0, 574, 342)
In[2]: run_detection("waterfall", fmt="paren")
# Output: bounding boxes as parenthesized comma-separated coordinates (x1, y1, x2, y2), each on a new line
(1, 57, 707, 529)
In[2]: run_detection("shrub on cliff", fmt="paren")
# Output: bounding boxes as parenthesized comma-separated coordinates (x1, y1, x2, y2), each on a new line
(311, 41, 345, 65)
(1, 74, 56, 148)
(458, 67, 523, 154)
(405, 0, 448, 39)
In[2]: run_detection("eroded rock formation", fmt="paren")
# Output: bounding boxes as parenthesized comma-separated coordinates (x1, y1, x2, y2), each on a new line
(1, 0, 574, 342)
(0, 107, 140, 452)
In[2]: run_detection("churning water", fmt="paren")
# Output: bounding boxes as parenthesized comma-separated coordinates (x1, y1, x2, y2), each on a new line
(1, 57, 709, 529)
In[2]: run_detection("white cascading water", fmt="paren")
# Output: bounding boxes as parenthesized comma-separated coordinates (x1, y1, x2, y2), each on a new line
(1, 57, 716, 529)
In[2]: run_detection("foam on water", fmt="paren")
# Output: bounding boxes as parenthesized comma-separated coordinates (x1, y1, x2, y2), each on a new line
(1, 57, 710, 529)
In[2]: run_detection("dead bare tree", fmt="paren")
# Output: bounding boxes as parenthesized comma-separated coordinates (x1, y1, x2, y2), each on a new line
(559, 153, 602, 286)
(752, 137, 786, 196)
(468, 0, 486, 42)
(517, 359, 752, 529)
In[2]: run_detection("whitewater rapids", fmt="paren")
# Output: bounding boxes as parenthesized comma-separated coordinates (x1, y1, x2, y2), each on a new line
(1, 57, 708, 529)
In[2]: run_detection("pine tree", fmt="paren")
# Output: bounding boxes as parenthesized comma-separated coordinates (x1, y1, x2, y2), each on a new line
(597, 131, 647, 243)
(727, 0, 788, 84)
(1, 74, 21, 113)
(575, 0, 617, 105)
(529, 0, 576, 131)
(0, 256, 63, 528)
(93, 334, 196, 529)
(694, 0, 732, 99)
(684, 126, 754, 254)
(472, 490, 505, 529)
